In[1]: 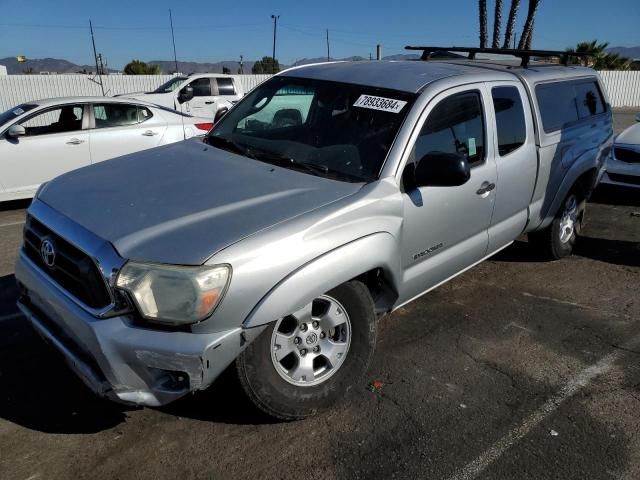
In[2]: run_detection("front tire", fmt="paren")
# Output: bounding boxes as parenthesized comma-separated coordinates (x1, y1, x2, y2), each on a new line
(236, 281, 377, 420)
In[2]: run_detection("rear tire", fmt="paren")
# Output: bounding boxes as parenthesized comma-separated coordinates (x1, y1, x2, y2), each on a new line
(236, 281, 377, 420)
(529, 188, 586, 260)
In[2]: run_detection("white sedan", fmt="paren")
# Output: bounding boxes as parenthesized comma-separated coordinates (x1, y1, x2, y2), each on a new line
(0, 97, 213, 201)
(602, 113, 640, 189)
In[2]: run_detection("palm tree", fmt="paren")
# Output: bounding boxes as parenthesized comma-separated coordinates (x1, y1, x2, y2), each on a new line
(502, 0, 520, 49)
(518, 0, 540, 50)
(492, 0, 503, 48)
(479, 0, 488, 48)
(568, 40, 630, 70)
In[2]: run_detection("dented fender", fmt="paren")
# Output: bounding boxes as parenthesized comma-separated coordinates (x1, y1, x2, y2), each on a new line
(242, 233, 401, 329)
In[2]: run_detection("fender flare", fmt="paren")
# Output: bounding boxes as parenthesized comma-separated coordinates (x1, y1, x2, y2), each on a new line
(537, 152, 601, 230)
(242, 233, 401, 329)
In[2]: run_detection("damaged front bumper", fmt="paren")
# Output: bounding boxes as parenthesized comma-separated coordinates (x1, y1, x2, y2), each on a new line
(15, 251, 255, 407)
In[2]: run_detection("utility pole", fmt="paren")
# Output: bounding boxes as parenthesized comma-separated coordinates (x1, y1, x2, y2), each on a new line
(376, 44, 382, 60)
(239, 55, 244, 74)
(89, 20, 105, 95)
(326, 29, 330, 62)
(271, 14, 280, 74)
(169, 9, 179, 74)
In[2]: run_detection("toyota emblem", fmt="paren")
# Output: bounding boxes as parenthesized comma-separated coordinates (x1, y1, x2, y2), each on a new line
(40, 239, 56, 268)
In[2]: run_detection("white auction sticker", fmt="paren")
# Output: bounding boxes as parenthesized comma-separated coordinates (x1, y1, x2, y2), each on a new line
(12, 107, 24, 115)
(353, 95, 407, 113)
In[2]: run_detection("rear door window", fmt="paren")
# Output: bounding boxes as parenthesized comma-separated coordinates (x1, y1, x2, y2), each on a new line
(492, 86, 526, 156)
(217, 78, 236, 96)
(574, 81, 605, 118)
(536, 82, 579, 133)
(93, 104, 152, 128)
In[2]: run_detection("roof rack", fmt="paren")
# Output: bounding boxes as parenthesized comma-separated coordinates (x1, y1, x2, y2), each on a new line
(404, 46, 593, 68)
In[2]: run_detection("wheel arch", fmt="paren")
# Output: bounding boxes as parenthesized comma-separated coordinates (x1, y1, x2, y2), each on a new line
(537, 163, 600, 231)
(242, 233, 401, 329)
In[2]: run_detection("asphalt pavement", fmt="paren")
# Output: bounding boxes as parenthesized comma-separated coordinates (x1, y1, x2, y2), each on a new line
(0, 111, 638, 480)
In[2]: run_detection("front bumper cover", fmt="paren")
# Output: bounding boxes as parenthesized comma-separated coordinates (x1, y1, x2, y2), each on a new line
(15, 251, 261, 407)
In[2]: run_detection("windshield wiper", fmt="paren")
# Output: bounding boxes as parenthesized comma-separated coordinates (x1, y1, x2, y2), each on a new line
(206, 135, 258, 160)
(247, 147, 330, 177)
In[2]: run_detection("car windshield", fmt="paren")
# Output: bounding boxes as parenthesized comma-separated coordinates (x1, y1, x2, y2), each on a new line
(153, 76, 188, 93)
(0, 103, 38, 126)
(207, 76, 416, 183)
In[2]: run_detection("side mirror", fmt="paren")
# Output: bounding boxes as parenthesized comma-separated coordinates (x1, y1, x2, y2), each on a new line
(178, 85, 194, 104)
(635, 113, 640, 122)
(413, 152, 471, 188)
(214, 108, 229, 124)
(7, 124, 26, 138)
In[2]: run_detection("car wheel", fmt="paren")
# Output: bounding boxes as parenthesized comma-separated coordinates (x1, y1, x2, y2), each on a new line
(529, 189, 585, 260)
(236, 281, 377, 420)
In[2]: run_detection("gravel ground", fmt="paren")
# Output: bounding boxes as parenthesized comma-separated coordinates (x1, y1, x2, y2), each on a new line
(0, 110, 638, 480)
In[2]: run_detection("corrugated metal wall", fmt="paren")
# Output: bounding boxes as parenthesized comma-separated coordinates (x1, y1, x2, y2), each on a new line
(599, 71, 640, 108)
(0, 72, 638, 110)
(0, 74, 273, 112)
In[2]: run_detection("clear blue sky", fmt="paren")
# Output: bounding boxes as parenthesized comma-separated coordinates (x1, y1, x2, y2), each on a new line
(0, 0, 638, 68)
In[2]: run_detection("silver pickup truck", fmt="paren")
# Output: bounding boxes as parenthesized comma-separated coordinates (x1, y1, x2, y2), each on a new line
(15, 49, 613, 420)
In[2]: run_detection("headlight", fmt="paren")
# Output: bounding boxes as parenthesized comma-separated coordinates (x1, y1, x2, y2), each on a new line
(116, 262, 231, 325)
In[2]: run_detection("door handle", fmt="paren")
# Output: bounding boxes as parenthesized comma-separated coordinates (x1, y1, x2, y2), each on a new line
(66, 138, 85, 145)
(204, 101, 215, 104)
(476, 181, 496, 195)
(142, 130, 159, 136)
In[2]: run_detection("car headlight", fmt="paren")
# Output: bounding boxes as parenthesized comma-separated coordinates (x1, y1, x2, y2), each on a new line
(116, 262, 231, 325)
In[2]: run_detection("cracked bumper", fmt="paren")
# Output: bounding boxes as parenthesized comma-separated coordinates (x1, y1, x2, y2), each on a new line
(15, 251, 248, 407)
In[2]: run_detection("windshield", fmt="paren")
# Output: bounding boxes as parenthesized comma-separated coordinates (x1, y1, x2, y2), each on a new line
(0, 103, 38, 126)
(153, 76, 188, 93)
(207, 76, 416, 182)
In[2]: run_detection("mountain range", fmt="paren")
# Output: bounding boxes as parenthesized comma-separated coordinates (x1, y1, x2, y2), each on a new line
(1, 47, 637, 75)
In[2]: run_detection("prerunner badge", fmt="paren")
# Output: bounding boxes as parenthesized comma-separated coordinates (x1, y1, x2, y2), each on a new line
(353, 95, 407, 113)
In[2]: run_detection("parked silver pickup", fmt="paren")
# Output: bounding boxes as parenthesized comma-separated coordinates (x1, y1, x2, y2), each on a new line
(15, 49, 613, 419)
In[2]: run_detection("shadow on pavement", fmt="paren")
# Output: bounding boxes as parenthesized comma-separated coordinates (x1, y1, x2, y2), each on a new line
(591, 184, 640, 207)
(0, 199, 30, 212)
(0, 273, 274, 432)
(489, 239, 550, 263)
(575, 236, 640, 267)
(160, 365, 281, 425)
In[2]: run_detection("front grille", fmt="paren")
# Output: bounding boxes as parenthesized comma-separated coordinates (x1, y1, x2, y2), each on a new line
(23, 216, 112, 310)
(607, 172, 640, 186)
(614, 147, 640, 163)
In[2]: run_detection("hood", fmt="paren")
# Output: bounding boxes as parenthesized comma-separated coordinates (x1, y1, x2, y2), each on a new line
(615, 122, 640, 146)
(39, 140, 362, 265)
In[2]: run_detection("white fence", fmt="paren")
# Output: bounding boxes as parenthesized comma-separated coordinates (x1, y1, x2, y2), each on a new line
(0, 71, 638, 110)
(599, 71, 640, 108)
(0, 74, 272, 112)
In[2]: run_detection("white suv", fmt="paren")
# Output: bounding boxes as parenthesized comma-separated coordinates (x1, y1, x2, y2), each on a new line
(121, 74, 244, 120)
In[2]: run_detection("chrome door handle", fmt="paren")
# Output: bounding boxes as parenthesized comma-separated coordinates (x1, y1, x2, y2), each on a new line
(476, 181, 496, 195)
(142, 130, 158, 136)
(66, 138, 85, 145)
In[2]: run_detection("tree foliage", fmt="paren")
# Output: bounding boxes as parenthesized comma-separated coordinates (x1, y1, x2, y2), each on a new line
(222, 66, 231, 74)
(252, 56, 279, 74)
(567, 40, 631, 70)
(123, 60, 161, 75)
